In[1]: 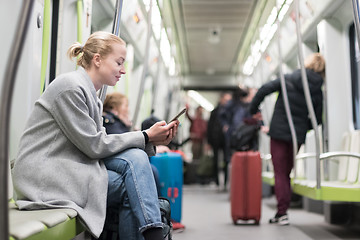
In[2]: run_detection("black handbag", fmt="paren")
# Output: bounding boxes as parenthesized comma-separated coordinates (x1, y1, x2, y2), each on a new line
(98, 197, 173, 240)
(230, 121, 260, 151)
(158, 197, 172, 240)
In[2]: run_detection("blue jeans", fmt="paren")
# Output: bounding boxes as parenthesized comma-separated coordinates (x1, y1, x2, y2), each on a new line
(151, 164, 161, 196)
(104, 148, 162, 240)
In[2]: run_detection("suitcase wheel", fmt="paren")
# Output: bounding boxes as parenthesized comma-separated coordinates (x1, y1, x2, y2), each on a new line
(232, 218, 260, 225)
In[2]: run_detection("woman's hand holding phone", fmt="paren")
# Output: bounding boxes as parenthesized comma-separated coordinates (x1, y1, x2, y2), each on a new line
(145, 120, 179, 146)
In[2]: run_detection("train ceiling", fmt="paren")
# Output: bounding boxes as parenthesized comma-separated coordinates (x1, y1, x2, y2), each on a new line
(92, 0, 270, 90)
(162, 0, 259, 78)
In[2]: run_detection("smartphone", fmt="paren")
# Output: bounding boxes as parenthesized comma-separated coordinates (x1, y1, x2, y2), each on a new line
(169, 107, 187, 123)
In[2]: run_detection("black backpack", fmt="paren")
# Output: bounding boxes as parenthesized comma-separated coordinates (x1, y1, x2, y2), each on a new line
(230, 121, 260, 151)
(98, 197, 172, 240)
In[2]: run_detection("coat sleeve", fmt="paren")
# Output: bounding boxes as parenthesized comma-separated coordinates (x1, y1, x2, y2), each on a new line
(249, 79, 281, 114)
(314, 91, 323, 126)
(49, 89, 145, 159)
(207, 108, 217, 143)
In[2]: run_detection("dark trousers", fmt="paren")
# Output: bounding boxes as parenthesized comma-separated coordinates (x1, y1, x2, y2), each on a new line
(223, 136, 232, 187)
(270, 138, 296, 215)
(211, 146, 226, 186)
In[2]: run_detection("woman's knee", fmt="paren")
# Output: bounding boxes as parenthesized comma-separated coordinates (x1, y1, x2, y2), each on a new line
(104, 148, 149, 172)
(123, 148, 149, 160)
(114, 148, 151, 173)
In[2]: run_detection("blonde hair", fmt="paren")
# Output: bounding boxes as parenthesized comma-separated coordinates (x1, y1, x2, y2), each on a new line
(304, 53, 325, 78)
(103, 92, 128, 112)
(67, 31, 126, 69)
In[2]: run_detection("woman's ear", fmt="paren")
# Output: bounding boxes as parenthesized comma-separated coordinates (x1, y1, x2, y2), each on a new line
(93, 53, 101, 67)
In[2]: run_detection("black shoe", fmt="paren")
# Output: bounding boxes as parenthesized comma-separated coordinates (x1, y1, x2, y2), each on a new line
(269, 213, 289, 225)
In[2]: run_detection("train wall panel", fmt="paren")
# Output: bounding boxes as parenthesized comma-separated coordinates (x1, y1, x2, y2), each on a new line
(9, 1, 44, 163)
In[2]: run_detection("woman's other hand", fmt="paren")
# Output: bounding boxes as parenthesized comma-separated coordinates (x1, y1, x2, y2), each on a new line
(261, 125, 269, 133)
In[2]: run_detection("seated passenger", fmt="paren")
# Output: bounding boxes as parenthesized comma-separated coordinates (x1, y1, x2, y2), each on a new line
(103, 92, 132, 134)
(12, 31, 179, 240)
(102, 93, 161, 196)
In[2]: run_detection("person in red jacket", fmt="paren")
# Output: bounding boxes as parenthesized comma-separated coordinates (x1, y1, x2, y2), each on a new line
(186, 105, 208, 160)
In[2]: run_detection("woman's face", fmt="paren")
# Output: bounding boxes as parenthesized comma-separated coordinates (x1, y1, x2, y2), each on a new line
(98, 43, 127, 87)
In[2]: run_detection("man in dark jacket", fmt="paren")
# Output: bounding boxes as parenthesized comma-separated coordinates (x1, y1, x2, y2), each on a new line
(219, 87, 255, 189)
(207, 92, 232, 187)
(249, 53, 325, 225)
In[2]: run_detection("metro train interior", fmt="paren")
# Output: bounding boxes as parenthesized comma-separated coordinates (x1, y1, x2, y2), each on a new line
(2, 0, 360, 239)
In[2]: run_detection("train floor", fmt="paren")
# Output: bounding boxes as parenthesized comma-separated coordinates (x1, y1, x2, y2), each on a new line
(172, 184, 360, 240)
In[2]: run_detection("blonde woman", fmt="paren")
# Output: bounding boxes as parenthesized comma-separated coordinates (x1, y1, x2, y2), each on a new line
(12, 31, 178, 240)
(249, 53, 325, 226)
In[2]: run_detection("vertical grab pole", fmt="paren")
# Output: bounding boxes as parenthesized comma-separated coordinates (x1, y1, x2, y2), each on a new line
(151, 56, 161, 113)
(40, 0, 51, 94)
(0, 1, 35, 239)
(151, 21, 163, 114)
(275, 3, 298, 179)
(132, 0, 153, 127)
(98, 0, 124, 103)
(76, 0, 83, 44)
(352, 0, 360, 52)
(111, 0, 123, 36)
(294, 0, 321, 189)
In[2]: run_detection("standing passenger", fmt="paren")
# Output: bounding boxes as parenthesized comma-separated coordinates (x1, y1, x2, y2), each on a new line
(207, 92, 232, 187)
(185, 105, 208, 161)
(249, 53, 325, 225)
(219, 87, 254, 189)
(12, 31, 179, 240)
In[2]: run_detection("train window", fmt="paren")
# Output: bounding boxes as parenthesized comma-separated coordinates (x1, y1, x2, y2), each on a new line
(349, 23, 360, 129)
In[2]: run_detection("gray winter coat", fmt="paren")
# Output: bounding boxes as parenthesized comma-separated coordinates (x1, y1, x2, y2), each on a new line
(12, 67, 155, 237)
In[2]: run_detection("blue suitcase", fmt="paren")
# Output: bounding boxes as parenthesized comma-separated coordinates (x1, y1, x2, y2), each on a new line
(150, 152, 183, 223)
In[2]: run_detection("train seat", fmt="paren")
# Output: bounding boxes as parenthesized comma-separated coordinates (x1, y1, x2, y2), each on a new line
(346, 131, 360, 184)
(261, 153, 274, 185)
(8, 161, 85, 240)
(292, 130, 360, 202)
(9, 203, 81, 240)
(337, 132, 351, 182)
